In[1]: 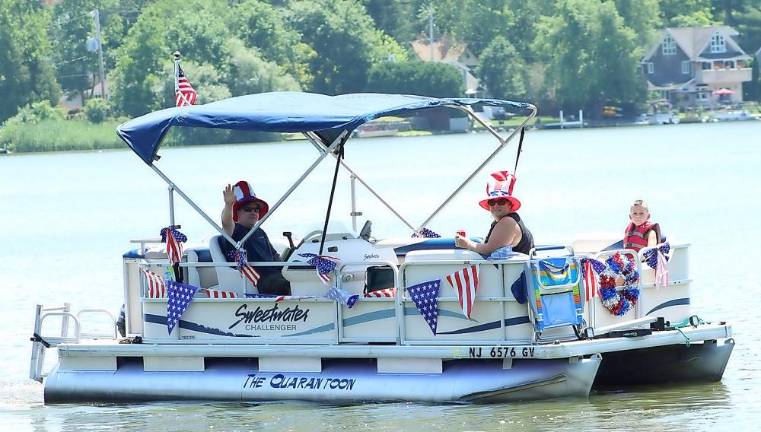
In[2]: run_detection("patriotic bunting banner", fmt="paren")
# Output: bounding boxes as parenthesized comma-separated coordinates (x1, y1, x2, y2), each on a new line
(364, 288, 397, 298)
(228, 249, 260, 288)
(299, 253, 340, 284)
(141, 269, 167, 298)
(166, 280, 199, 334)
(245, 294, 317, 302)
(326, 286, 359, 308)
(407, 279, 441, 335)
(446, 265, 479, 319)
(412, 227, 441, 238)
(202, 289, 237, 299)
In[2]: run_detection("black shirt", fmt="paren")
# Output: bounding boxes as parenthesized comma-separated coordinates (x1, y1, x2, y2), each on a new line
(219, 223, 281, 277)
(484, 212, 535, 255)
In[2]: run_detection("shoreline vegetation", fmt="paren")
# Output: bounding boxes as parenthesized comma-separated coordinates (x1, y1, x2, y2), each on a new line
(2, 108, 759, 156)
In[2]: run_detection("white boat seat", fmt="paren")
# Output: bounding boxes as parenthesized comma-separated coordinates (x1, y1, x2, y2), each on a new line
(209, 235, 256, 295)
(186, 247, 218, 289)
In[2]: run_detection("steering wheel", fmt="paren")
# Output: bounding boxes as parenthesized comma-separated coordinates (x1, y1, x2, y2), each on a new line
(290, 230, 324, 253)
(359, 220, 372, 241)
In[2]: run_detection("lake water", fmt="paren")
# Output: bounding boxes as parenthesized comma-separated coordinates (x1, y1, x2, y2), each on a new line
(1, 121, 760, 431)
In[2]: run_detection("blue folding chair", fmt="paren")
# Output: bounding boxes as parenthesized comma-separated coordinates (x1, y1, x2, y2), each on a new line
(526, 246, 585, 341)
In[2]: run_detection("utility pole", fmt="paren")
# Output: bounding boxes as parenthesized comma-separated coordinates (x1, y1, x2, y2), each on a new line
(428, 7, 434, 61)
(91, 9, 107, 100)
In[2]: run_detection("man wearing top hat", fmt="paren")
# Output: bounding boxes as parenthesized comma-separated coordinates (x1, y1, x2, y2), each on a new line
(221, 180, 291, 295)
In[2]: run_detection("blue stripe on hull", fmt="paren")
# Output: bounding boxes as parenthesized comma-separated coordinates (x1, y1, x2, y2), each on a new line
(645, 297, 690, 316)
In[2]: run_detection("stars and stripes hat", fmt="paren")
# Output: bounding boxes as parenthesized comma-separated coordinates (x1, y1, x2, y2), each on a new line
(232, 180, 270, 221)
(478, 170, 521, 212)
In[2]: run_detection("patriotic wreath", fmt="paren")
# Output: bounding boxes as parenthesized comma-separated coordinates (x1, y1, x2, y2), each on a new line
(598, 252, 640, 316)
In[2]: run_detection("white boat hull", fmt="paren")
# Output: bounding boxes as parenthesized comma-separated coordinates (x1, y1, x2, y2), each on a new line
(43, 356, 601, 404)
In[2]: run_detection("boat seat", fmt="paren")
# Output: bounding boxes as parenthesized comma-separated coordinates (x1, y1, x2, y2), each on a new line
(209, 235, 255, 295)
(394, 238, 480, 257)
(186, 247, 217, 288)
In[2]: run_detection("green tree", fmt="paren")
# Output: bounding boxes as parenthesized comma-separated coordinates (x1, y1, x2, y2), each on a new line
(288, 0, 406, 94)
(109, 0, 233, 116)
(366, 61, 463, 97)
(477, 36, 526, 100)
(0, 1, 61, 123)
(50, 0, 100, 102)
(225, 38, 301, 96)
(614, 0, 661, 47)
(431, 0, 513, 57)
(660, 0, 715, 26)
(362, 0, 417, 42)
(231, 0, 313, 87)
(534, 0, 645, 114)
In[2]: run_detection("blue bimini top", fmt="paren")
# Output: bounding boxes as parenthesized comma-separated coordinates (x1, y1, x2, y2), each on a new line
(116, 92, 532, 165)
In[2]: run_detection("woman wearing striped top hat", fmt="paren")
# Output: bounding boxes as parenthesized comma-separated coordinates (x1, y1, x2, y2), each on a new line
(221, 180, 291, 295)
(455, 170, 534, 257)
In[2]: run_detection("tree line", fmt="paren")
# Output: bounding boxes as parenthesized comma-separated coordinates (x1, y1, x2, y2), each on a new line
(1, 0, 760, 127)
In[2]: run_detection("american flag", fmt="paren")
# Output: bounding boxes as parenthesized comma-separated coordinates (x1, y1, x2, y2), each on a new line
(166, 280, 199, 334)
(581, 258, 605, 301)
(407, 279, 441, 335)
(202, 289, 237, 299)
(299, 253, 340, 284)
(229, 249, 260, 288)
(161, 227, 186, 266)
(142, 268, 167, 298)
(655, 250, 670, 288)
(326, 286, 359, 308)
(446, 265, 479, 318)
(412, 227, 441, 238)
(364, 288, 397, 298)
(176, 65, 197, 107)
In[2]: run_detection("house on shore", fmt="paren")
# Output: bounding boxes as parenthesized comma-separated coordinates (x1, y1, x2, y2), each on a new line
(410, 35, 481, 97)
(641, 26, 752, 107)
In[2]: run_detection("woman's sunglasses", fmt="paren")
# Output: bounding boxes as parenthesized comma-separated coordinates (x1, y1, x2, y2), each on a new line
(488, 198, 508, 207)
(240, 206, 260, 213)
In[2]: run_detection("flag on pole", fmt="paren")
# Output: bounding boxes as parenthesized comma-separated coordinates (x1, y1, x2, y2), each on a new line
(166, 280, 199, 334)
(446, 265, 479, 318)
(141, 269, 167, 298)
(299, 253, 340, 284)
(161, 227, 186, 265)
(176, 65, 197, 107)
(582, 259, 598, 300)
(407, 279, 441, 335)
(581, 258, 605, 301)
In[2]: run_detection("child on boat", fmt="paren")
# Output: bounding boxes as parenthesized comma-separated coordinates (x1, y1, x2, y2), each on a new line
(623, 199, 662, 252)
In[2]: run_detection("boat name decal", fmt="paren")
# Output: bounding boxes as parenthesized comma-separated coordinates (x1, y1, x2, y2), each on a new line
(244, 373, 356, 391)
(229, 303, 310, 329)
(363, 253, 380, 260)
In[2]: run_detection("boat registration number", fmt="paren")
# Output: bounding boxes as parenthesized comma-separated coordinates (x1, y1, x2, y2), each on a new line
(468, 346, 536, 359)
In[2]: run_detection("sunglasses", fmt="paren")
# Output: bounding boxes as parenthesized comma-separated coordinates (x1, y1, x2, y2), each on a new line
(240, 206, 260, 213)
(488, 198, 509, 207)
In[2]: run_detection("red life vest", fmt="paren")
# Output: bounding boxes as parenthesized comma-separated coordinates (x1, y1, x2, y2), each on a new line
(624, 221, 657, 251)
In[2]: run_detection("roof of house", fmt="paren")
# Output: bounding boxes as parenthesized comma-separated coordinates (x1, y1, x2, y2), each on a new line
(643, 26, 751, 61)
(410, 36, 477, 66)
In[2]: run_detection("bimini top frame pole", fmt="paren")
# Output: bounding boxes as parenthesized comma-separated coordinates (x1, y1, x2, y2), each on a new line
(418, 104, 537, 229)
